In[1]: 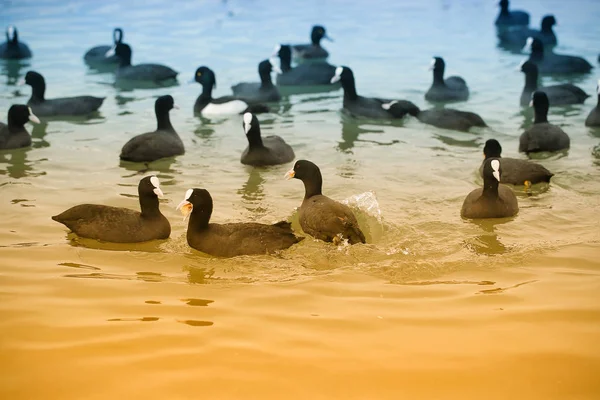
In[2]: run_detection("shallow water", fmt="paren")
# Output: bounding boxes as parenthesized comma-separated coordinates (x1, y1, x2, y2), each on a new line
(2, 0, 600, 398)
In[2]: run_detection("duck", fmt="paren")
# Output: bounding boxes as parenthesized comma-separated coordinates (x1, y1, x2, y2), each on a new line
(519, 91, 570, 153)
(425, 57, 469, 102)
(524, 37, 593, 75)
(177, 188, 302, 257)
(416, 108, 487, 132)
(480, 139, 553, 186)
(330, 66, 420, 119)
(52, 176, 170, 243)
(106, 42, 178, 83)
(498, 15, 557, 49)
(84, 28, 123, 64)
(291, 25, 332, 60)
(231, 59, 282, 103)
(120, 95, 184, 162)
(192, 66, 268, 116)
(585, 80, 600, 127)
(285, 160, 366, 244)
(519, 60, 589, 106)
(0, 105, 40, 150)
(495, 0, 530, 27)
(240, 112, 294, 166)
(22, 71, 104, 117)
(274, 44, 337, 86)
(0, 26, 32, 59)
(461, 158, 519, 219)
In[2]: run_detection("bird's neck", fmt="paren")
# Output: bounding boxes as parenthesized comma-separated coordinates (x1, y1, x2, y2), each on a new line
(188, 207, 211, 232)
(156, 110, 174, 132)
(259, 69, 273, 88)
(433, 68, 445, 86)
(342, 76, 358, 101)
(30, 82, 45, 102)
(139, 195, 161, 218)
(302, 177, 323, 199)
(482, 178, 499, 198)
(524, 71, 538, 91)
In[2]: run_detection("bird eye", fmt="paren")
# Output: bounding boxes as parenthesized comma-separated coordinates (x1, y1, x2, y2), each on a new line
(197, 72, 202, 77)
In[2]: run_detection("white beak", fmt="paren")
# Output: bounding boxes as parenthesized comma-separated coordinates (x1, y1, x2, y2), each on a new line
(105, 46, 116, 57)
(270, 59, 282, 74)
(28, 113, 41, 124)
(172, 104, 180, 110)
(17, 78, 25, 86)
(244, 122, 251, 134)
(493, 171, 500, 182)
(284, 169, 295, 180)
(153, 187, 164, 197)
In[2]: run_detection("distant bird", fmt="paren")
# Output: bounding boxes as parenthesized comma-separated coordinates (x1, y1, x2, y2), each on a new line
(585, 80, 600, 127)
(461, 158, 519, 219)
(22, 71, 104, 117)
(0, 26, 32, 59)
(192, 66, 268, 116)
(274, 44, 337, 86)
(519, 60, 589, 106)
(231, 59, 282, 103)
(84, 28, 123, 64)
(240, 112, 295, 166)
(519, 91, 570, 153)
(286, 160, 366, 245)
(107, 43, 178, 83)
(495, 0, 530, 27)
(331, 66, 420, 119)
(177, 188, 302, 257)
(52, 176, 171, 243)
(120, 95, 184, 162)
(0, 105, 40, 150)
(425, 57, 469, 102)
(498, 15, 557, 49)
(523, 37, 593, 75)
(291, 25, 332, 60)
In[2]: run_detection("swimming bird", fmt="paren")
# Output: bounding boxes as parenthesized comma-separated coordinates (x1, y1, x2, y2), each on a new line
(0, 26, 32, 59)
(585, 80, 600, 127)
(0, 105, 40, 150)
(192, 66, 268, 116)
(84, 28, 123, 64)
(498, 15, 557, 49)
(177, 188, 302, 257)
(461, 158, 519, 219)
(22, 71, 104, 117)
(231, 59, 282, 103)
(416, 108, 487, 132)
(291, 25, 332, 60)
(425, 57, 469, 102)
(495, 0, 530, 27)
(331, 66, 420, 119)
(274, 44, 337, 86)
(523, 37, 593, 75)
(106, 42, 178, 83)
(519, 60, 589, 106)
(285, 160, 366, 245)
(52, 176, 170, 243)
(480, 139, 553, 186)
(120, 95, 184, 162)
(240, 112, 294, 166)
(519, 91, 570, 153)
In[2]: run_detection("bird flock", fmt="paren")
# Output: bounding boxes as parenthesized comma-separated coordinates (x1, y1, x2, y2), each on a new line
(1, 0, 599, 257)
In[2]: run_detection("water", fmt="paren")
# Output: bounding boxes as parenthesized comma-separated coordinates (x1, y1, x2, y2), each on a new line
(1, 0, 600, 398)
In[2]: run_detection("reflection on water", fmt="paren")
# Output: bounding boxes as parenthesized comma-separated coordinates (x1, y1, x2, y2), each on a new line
(463, 219, 511, 255)
(338, 120, 400, 152)
(1, 60, 30, 86)
(0, 147, 47, 179)
(237, 167, 267, 215)
(434, 132, 481, 148)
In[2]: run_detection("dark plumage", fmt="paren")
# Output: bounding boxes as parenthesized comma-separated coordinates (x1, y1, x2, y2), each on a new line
(519, 61, 589, 106)
(108, 43, 178, 82)
(120, 95, 184, 162)
(524, 37, 593, 75)
(416, 108, 487, 132)
(23, 71, 104, 117)
(480, 139, 553, 185)
(585, 80, 600, 127)
(83, 28, 123, 64)
(193, 66, 268, 116)
(274, 45, 337, 86)
(231, 60, 282, 103)
(241, 113, 294, 166)
(519, 91, 570, 153)
(462, 158, 519, 219)
(0, 105, 40, 150)
(177, 188, 302, 257)
(52, 176, 170, 243)
(331, 66, 420, 119)
(425, 57, 469, 102)
(495, 0, 529, 27)
(291, 25, 331, 60)
(286, 160, 366, 245)
(0, 26, 32, 59)
(498, 15, 557, 49)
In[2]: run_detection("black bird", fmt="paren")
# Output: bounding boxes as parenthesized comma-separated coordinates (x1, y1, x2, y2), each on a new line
(291, 25, 332, 60)
(84, 28, 123, 64)
(274, 44, 337, 86)
(107, 42, 178, 83)
(524, 37, 593, 75)
(519, 60, 589, 106)
(231, 59, 282, 103)
(240, 112, 295, 166)
(495, 0, 529, 27)
(425, 57, 469, 102)
(519, 91, 570, 153)
(0, 26, 32, 59)
(0, 105, 40, 150)
(585, 80, 600, 127)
